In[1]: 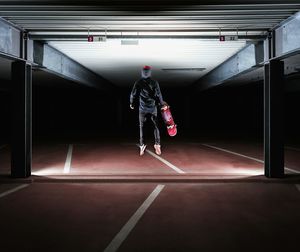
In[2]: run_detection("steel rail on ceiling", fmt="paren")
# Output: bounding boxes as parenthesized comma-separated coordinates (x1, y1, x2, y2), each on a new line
(11, 21, 285, 26)
(4, 14, 293, 20)
(0, 3, 299, 14)
(0, 2, 298, 40)
(5, 18, 287, 22)
(0, 10, 298, 16)
(28, 34, 267, 41)
(0, 3, 299, 10)
(0, 11, 297, 18)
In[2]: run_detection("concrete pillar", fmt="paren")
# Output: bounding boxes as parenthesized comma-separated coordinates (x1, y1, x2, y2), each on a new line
(264, 60, 284, 178)
(11, 61, 32, 178)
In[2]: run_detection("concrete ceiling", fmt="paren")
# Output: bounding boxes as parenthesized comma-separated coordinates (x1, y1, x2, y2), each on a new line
(49, 39, 247, 87)
(0, 0, 299, 88)
(2, 1, 299, 36)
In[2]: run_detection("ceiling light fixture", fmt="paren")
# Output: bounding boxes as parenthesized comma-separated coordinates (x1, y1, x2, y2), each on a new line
(121, 40, 139, 45)
(162, 68, 206, 71)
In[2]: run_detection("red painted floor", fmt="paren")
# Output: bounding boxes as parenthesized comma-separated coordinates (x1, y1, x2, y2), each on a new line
(0, 182, 299, 252)
(32, 144, 69, 175)
(201, 141, 300, 173)
(120, 183, 300, 252)
(71, 144, 175, 175)
(0, 183, 25, 194)
(1, 140, 299, 251)
(0, 140, 299, 177)
(158, 143, 262, 175)
(34, 142, 265, 177)
(0, 183, 157, 252)
(284, 148, 300, 172)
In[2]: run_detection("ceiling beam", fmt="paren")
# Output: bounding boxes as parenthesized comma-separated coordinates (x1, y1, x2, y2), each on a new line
(0, 18, 23, 59)
(0, 3, 299, 16)
(0, 3, 299, 10)
(193, 10, 300, 91)
(28, 34, 266, 41)
(1, 3, 297, 37)
(0, 17, 114, 90)
(2, 13, 296, 18)
(32, 41, 115, 90)
(193, 41, 264, 92)
(273, 12, 300, 59)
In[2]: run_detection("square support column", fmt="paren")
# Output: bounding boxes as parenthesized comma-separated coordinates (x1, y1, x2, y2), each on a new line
(264, 60, 284, 178)
(11, 61, 32, 178)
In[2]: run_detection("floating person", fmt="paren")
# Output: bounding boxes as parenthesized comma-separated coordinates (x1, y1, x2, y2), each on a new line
(130, 65, 166, 156)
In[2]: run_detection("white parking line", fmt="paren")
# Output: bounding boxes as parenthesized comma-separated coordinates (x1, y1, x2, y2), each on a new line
(0, 184, 29, 199)
(286, 146, 300, 152)
(63, 144, 73, 174)
(145, 149, 185, 174)
(202, 144, 300, 174)
(201, 144, 264, 163)
(296, 185, 300, 192)
(103, 184, 165, 252)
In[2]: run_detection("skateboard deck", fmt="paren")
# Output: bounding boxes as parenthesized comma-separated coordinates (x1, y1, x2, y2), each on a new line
(161, 104, 177, 137)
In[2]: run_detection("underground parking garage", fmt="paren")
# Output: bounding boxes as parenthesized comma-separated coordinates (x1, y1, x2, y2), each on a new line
(0, 1, 300, 251)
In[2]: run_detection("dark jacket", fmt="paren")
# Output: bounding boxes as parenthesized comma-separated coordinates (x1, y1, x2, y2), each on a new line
(130, 77, 164, 113)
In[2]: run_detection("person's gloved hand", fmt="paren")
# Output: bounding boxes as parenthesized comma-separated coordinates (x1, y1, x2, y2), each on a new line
(130, 104, 134, 110)
(161, 101, 168, 110)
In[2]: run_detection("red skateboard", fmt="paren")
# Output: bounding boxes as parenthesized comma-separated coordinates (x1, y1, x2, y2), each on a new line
(161, 103, 177, 137)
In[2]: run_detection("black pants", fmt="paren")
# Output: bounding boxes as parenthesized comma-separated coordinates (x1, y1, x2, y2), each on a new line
(139, 110, 160, 146)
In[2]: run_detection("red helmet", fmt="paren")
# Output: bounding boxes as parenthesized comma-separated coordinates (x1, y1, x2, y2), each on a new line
(142, 65, 152, 78)
(143, 65, 151, 70)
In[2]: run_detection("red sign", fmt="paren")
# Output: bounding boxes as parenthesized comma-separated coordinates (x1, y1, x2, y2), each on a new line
(219, 35, 225, 42)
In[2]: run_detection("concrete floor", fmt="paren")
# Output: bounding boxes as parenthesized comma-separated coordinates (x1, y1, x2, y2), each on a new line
(1, 140, 300, 177)
(0, 140, 300, 251)
(0, 182, 300, 252)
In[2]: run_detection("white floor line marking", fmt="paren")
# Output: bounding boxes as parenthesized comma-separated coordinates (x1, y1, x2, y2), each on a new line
(286, 146, 300, 152)
(296, 185, 300, 192)
(145, 149, 185, 174)
(103, 184, 165, 252)
(0, 184, 29, 198)
(202, 144, 300, 174)
(63, 144, 73, 174)
(284, 167, 300, 174)
(201, 144, 264, 163)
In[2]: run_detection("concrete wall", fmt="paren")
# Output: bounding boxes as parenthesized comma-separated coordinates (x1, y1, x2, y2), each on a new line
(190, 83, 264, 140)
(190, 75, 300, 142)
(1, 74, 299, 143)
(32, 85, 118, 140)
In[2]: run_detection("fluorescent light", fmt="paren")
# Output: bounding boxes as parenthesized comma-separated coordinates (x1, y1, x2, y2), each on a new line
(162, 68, 206, 71)
(121, 40, 139, 45)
